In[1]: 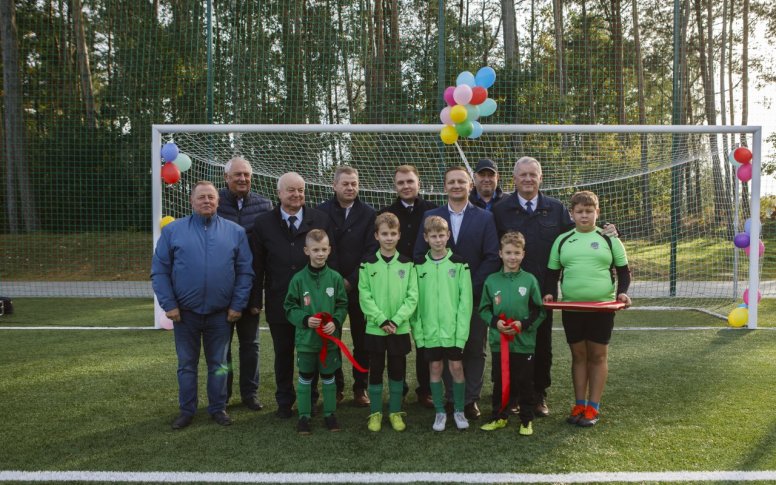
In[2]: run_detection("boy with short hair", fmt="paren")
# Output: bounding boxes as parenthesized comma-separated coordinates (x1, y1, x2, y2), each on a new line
(543, 191, 631, 427)
(359, 212, 418, 432)
(479, 231, 545, 436)
(284, 229, 349, 434)
(412, 216, 473, 431)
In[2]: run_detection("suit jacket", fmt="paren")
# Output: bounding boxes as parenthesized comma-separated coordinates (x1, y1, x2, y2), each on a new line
(378, 196, 437, 258)
(249, 206, 338, 323)
(413, 202, 501, 301)
(316, 196, 378, 285)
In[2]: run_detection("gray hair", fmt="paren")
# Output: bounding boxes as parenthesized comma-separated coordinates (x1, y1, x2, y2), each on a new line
(513, 156, 542, 176)
(224, 157, 252, 174)
(277, 172, 305, 191)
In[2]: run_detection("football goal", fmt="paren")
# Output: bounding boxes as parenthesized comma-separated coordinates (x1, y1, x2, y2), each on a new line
(151, 124, 764, 328)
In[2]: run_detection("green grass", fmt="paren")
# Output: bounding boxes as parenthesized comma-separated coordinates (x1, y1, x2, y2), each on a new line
(1, 298, 775, 480)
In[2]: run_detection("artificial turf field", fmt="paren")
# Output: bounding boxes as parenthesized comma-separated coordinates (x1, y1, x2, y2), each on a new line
(0, 298, 774, 484)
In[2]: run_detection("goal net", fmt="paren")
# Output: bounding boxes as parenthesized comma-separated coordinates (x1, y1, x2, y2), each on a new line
(152, 124, 765, 327)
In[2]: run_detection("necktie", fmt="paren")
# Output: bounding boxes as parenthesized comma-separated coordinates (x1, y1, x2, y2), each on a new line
(525, 201, 534, 215)
(288, 215, 298, 237)
(407, 205, 414, 214)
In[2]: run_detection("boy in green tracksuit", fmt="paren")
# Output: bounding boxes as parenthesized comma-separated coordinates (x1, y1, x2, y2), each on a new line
(479, 231, 545, 436)
(412, 215, 473, 432)
(284, 229, 348, 434)
(359, 212, 418, 432)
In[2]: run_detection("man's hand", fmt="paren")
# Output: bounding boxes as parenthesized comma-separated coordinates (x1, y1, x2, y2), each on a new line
(165, 308, 181, 322)
(543, 295, 554, 303)
(249, 307, 261, 316)
(322, 321, 336, 335)
(617, 293, 632, 309)
(602, 223, 618, 237)
(227, 309, 242, 322)
(344, 279, 353, 292)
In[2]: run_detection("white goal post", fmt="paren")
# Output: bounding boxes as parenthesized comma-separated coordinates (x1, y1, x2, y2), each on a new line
(151, 124, 764, 328)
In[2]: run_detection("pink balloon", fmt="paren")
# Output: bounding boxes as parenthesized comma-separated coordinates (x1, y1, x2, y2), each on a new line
(453, 84, 473, 105)
(744, 240, 765, 257)
(444, 86, 456, 106)
(743, 288, 762, 305)
(440, 107, 454, 126)
(737, 163, 752, 182)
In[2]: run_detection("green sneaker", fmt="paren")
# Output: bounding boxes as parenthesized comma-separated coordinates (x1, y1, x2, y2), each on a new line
(519, 421, 533, 436)
(367, 412, 382, 432)
(480, 418, 508, 431)
(389, 412, 406, 432)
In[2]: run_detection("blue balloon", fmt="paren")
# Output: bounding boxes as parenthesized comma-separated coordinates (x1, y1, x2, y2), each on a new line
(465, 104, 480, 121)
(738, 303, 748, 308)
(744, 218, 752, 234)
(479, 98, 497, 117)
(161, 142, 179, 162)
(475, 67, 496, 88)
(456, 71, 476, 87)
(468, 121, 483, 139)
(734, 232, 750, 249)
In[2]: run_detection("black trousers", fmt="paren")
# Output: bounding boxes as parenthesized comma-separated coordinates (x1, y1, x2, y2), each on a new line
(226, 311, 260, 401)
(533, 311, 553, 396)
(491, 352, 536, 425)
(335, 290, 369, 393)
(268, 319, 318, 407)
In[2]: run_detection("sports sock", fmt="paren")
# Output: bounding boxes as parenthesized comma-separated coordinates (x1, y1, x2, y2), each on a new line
(368, 383, 383, 414)
(297, 376, 313, 418)
(453, 381, 465, 413)
(576, 399, 587, 407)
(388, 379, 404, 413)
(588, 400, 600, 411)
(430, 380, 444, 413)
(322, 375, 337, 417)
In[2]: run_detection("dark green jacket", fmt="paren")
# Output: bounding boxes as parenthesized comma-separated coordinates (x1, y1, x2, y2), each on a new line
(358, 251, 418, 337)
(284, 264, 348, 353)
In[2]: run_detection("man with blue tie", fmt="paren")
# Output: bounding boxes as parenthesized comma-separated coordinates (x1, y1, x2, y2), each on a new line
(413, 166, 501, 419)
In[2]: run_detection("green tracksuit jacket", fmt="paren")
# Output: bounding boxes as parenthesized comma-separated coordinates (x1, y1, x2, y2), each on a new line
(411, 250, 472, 349)
(479, 268, 546, 354)
(284, 264, 348, 353)
(358, 251, 419, 336)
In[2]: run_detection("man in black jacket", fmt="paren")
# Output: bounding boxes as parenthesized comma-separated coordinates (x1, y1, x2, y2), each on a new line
(217, 157, 272, 411)
(469, 158, 504, 211)
(317, 166, 377, 407)
(250, 172, 337, 418)
(378, 164, 437, 407)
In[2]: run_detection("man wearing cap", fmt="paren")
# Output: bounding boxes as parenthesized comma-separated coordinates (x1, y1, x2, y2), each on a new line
(469, 158, 504, 212)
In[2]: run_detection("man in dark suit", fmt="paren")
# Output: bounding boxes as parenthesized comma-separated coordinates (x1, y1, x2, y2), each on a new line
(414, 166, 501, 419)
(249, 172, 337, 418)
(317, 166, 378, 407)
(378, 164, 437, 408)
(469, 158, 504, 211)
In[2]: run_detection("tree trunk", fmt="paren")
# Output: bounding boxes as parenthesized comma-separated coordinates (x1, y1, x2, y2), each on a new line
(740, 0, 750, 214)
(583, 0, 595, 121)
(552, 0, 565, 116)
(631, 0, 653, 237)
(372, 0, 386, 123)
(501, 0, 517, 70)
(281, 0, 305, 123)
(71, 0, 97, 129)
(388, 0, 400, 122)
(609, 0, 625, 125)
(719, 0, 733, 197)
(337, 0, 354, 121)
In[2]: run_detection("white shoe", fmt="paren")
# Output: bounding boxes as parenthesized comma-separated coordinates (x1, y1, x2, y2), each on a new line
(453, 411, 469, 430)
(432, 412, 447, 432)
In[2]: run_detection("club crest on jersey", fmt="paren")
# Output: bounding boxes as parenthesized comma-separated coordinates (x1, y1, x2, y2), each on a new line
(326, 287, 335, 297)
(519, 286, 527, 296)
(398, 269, 406, 279)
(494, 290, 502, 306)
(448, 268, 456, 278)
(591, 242, 600, 250)
(303, 291, 311, 306)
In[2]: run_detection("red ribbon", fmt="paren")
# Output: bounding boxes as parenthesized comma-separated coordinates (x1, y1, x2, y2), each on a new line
(498, 313, 521, 412)
(313, 312, 368, 373)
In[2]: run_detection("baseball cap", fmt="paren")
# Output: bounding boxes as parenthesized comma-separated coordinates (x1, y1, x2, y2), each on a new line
(474, 158, 498, 173)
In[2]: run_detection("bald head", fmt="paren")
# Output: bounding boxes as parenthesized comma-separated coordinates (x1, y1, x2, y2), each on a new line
(277, 172, 305, 214)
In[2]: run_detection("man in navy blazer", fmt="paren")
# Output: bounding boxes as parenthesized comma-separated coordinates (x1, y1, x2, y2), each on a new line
(413, 166, 501, 419)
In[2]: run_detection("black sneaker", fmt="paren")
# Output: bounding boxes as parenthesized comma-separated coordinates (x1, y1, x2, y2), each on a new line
(211, 411, 232, 426)
(297, 416, 312, 435)
(324, 414, 342, 432)
(276, 405, 293, 419)
(242, 396, 264, 411)
(171, 414, 193, 430)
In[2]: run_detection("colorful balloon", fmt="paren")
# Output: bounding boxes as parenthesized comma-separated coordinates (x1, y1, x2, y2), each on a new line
(161, 163, 181, 184)
(743, 288, 762, 305)
(440, 107, 454, 126)
(470, 86, 488, 105)
(744, 218, 752, 234)
(443, 86, 456, 106)
(727, 307, 748, 327)
(174, 153, 192, 172)
(734, 146, 753, 164)
(475, 67, 496, 88)
(468, 121, 483, 139)
(160, 215, 176, 229)
(456, 71, 476, 87)
(479, 98, 497, 117)
(455, 120, 473, 137)
(744, 240, 765, 257)
(450, 105, 468, 124)
(440, 125, 459, 145)
(465, 104, 480, 121)
(453, 84, 473, 105)
(728, 149, 738, 165)
(737, 163, 752, 182)
(734, 232, 750, 249)
(161, 142, 179, 162)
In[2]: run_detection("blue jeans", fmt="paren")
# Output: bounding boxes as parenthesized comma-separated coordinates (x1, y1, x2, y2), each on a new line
(174, 310, 231, 416)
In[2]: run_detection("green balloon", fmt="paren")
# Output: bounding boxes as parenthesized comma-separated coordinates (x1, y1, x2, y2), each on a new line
(455, 120, 473, 137)
(175, 153, 192, 172)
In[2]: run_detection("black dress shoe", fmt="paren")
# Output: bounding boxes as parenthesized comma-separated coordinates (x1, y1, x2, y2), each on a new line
(171, 414, 193, 430)
(211, 410, 232, 426)
(464, 402, 481, 420)
(416, 392, 434, 409)
(276, 405, 293, 419)
(535, 397, 550, 417)
(242, 396, 264, 411)
(353, 388, 371, 407)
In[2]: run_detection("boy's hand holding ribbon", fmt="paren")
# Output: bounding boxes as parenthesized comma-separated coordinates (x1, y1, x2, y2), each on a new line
(311, 312, 367, 373)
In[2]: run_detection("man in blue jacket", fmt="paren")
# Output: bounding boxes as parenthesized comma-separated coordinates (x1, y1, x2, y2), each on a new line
(414, 166, 501, 420)
(152, 181, 254, 430)
(217, 157, 272, 411)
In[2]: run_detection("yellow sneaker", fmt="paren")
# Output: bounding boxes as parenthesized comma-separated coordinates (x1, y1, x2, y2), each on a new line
(389, 412, 407, 432)
(367, 412, 382, 432)
(480, 418, 508, 431)
(519, 421, 533, 436)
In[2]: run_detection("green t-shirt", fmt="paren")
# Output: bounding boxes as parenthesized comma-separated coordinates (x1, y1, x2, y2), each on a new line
(547, 228, 628, 302)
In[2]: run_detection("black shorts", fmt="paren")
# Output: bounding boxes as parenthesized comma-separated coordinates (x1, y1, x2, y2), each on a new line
(562, 310, 615, 345)
(424, 346, 464, 362)
(364, 333, 412, 355)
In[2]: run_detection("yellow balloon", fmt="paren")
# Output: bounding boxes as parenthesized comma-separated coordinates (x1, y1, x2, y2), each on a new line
(440, 125, 459, 145)
(160, 215, 176, 229)
(450, 105, 468, 124)
(727, 307, 748, 327)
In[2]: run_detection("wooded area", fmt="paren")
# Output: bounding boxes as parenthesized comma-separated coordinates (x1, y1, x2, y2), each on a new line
(1, 0, 774, 234)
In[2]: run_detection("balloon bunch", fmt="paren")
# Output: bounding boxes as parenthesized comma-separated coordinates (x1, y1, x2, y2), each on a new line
(729, 146, 753, 182)
(439, 67, 498, 145)
(160, 142, 193, 184)
(733, 218, 765, 257)
(729, 214, 764, 328)
(728, 285, 764, 327)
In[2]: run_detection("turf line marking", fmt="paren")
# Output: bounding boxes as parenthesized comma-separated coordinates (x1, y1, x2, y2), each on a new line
(2, 326, 773, 332)
(1, 471, 776, 483)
